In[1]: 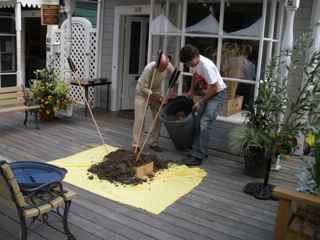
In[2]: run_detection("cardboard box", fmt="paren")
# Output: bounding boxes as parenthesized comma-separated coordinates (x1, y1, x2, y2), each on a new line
(222, 95, 244, 116)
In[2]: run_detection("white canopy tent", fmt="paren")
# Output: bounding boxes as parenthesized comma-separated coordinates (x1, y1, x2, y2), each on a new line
(186, 14, 221, 34)
(227, 18, 262, 37)
(150, 14, 180, 34)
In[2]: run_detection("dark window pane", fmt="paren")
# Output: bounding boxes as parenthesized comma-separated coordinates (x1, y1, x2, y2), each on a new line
(224, 1, 262, 36)
(186, 2, 220, 34)
(0, 10, 15, 34)
(0, 36, 16, 73)
(129, 21, 141, 74)
(0, 17, 15, 34)
(1, 74, 16, 87)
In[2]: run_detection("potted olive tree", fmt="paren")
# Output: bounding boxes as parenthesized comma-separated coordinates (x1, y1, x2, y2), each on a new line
(230, 60, 288, 178)
(231, 35, 320, 199)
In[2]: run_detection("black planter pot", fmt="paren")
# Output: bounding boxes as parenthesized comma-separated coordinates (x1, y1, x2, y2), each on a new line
(160, 96, 195, 150)
(244, 147, 269, 178)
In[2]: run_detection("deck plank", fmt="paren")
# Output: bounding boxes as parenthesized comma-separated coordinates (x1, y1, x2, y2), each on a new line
(0, 111, 302, 240)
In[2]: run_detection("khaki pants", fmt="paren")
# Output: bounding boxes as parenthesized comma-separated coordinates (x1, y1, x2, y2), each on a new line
(132, 94, 161, 148)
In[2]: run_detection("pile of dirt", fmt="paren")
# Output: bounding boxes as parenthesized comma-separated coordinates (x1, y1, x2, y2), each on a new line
(88, 149, 171, 185)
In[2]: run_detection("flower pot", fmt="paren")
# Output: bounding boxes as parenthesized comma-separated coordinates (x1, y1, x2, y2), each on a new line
(40, 111, 55, 121)
(244, 147, 269, 178)
(56, 105, 73, 118)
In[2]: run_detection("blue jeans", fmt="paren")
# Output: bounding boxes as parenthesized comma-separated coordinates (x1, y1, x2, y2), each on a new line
(191, 90, 225, 160)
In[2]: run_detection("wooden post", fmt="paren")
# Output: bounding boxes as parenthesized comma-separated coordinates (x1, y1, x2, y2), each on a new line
(273, 187, 320, 240)
(274, 199, 291, 240)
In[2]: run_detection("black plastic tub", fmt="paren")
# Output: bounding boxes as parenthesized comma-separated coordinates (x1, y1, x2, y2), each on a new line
(160, 96, 195, 150)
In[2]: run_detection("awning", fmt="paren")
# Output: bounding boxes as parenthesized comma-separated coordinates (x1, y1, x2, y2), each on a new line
(0, 0, 43, 8)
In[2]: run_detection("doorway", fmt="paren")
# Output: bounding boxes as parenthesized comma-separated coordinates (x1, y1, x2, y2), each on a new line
(111, 5, 151, 111)
(119, 15, 149, 110)
(25, 18, 46, 87)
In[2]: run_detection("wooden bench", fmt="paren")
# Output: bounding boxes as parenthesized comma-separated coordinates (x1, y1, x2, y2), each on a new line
(273, 187, 320, 240)
(0, 160, 76, 240)
(0, 87, 40, 128)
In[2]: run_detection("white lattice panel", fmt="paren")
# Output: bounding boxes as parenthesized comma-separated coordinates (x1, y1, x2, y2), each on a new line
(48, 17, 98, 105)
(89, 31, 97, 79)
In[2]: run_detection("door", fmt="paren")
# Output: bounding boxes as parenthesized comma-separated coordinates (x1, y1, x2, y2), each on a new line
(25, 18, 46, 87)
(120, 16, 149, 110)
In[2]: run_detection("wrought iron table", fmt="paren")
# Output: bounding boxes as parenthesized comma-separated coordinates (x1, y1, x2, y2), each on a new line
(70, 78, 111, 116)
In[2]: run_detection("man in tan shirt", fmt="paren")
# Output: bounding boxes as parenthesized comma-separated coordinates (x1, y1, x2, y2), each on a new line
(132, 54, 174, 153)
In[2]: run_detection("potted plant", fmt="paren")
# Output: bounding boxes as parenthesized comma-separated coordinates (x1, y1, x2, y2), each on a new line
(289, 125, 320, 239)
(230, 63, 287, 178)
(29, 69, 73, 121)
(230, 35, 320, 199)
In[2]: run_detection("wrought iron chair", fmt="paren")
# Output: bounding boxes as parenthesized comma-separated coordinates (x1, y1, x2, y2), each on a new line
(0, 161, 76, 240)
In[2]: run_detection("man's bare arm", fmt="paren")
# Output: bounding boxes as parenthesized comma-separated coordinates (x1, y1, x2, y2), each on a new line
(199, 83, 218, 104)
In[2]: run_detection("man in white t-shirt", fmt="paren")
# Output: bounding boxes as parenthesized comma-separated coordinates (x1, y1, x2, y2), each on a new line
(180, 45, 226, 166)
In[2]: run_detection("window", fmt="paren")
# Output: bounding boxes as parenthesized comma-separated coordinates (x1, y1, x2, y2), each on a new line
(149, 0, 282, 115)
(0, 10, 17, 88)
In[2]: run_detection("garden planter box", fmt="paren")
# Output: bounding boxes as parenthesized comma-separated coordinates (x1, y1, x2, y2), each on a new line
(288, 217, 316, 240)
(222, 95, 243, 116)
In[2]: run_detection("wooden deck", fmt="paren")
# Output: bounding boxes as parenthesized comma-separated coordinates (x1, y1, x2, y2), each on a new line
(0, 109, 301, 240)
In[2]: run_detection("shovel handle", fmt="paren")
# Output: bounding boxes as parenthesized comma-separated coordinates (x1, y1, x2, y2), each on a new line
(67, 57, 77, 73)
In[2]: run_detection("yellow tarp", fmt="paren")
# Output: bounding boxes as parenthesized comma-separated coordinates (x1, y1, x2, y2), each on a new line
(50, 145, 207, 214)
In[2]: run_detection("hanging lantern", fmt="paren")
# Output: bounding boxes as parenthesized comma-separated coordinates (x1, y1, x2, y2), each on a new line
(41, 0, 60, 25)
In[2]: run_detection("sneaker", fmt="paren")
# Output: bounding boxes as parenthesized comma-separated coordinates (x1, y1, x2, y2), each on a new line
(150, 145, 163, 152)
(271, 155, 282, 171)
(182, 157, 202, 166)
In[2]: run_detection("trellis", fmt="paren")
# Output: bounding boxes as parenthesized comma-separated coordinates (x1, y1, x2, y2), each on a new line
(48, 17, 98, 105)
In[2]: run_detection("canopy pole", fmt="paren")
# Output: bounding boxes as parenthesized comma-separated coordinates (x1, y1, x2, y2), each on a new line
(15, 0, 22, 87)
(63, 0, 75, 83)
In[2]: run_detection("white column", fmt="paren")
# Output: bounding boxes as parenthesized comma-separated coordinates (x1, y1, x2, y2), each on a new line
(62, 0, 75, 83)
(280, 1, 299, 85)
(96, 0, 104, 78)
(15, 1, 23, 87)
(281, 0, 301, 155)
(312, 0, 320, 51)
(46, 25, 59, 71)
